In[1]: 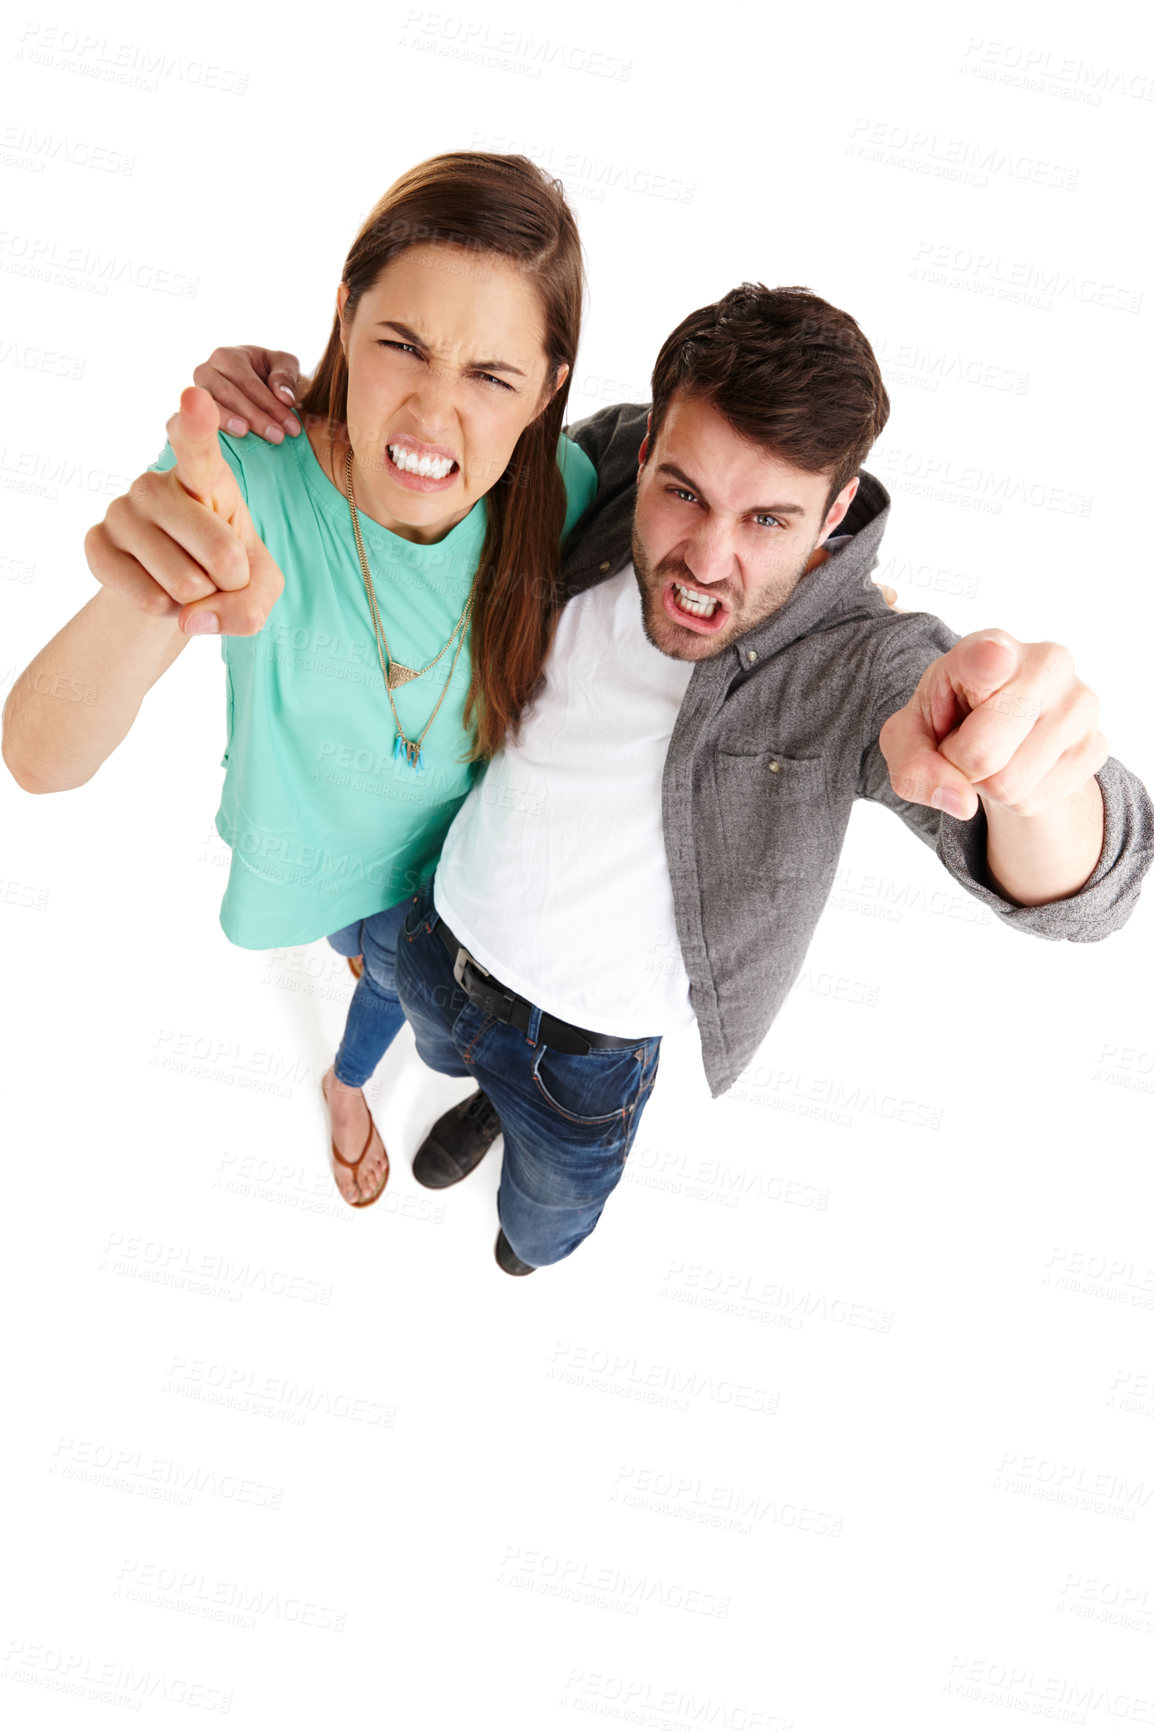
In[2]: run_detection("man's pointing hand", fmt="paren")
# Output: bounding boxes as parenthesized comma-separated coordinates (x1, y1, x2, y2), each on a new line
(879, 629, 1109, 820)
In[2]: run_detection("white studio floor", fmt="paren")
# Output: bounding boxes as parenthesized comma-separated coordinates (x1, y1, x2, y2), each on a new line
(3, 712, 1152, 1728)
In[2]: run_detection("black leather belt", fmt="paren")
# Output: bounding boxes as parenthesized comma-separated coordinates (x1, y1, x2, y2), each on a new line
(435, 917, 641, 1056)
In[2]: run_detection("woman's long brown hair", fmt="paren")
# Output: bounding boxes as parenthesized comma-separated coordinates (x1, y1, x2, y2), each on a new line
(299, 152, 584, 761)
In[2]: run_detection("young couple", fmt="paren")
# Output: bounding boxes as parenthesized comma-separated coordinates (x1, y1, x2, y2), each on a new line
(5, 152, 1151, 1275)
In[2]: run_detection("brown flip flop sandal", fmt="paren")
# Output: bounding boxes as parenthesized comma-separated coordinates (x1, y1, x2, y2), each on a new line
(321, 1072, 389, 1208)
(347, 956, 364, 980)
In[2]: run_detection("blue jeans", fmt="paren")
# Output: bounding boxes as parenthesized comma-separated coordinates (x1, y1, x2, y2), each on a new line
(393, 878, 661, 1267)
(327, 894, 413, 1088)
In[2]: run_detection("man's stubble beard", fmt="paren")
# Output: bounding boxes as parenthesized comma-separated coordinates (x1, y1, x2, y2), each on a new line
(630, 521, 820, 662)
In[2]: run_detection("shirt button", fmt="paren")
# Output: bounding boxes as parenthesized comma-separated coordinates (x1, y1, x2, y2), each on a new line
(598, 560, 611, 572)
(746, 649, 758, 664)
(768, 759, 780, 773)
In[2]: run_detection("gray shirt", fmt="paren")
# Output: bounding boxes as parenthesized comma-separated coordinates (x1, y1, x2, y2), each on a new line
(560, 403, 1154, 1097)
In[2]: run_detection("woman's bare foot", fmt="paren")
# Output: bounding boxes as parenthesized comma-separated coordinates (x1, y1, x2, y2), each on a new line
(321, 1067, 389, 1205)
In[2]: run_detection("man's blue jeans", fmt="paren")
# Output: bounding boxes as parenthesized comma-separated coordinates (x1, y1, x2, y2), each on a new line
(394, 878, 662, 1268)
(327, 895, 412, 1088)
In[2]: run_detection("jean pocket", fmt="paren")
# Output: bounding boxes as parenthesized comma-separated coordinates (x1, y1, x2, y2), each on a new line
(401, 879, 436, 942)
(531, 1043, 649, 1127)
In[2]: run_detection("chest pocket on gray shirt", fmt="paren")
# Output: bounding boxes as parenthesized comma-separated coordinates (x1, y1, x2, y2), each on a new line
(713, 750, 836, 884)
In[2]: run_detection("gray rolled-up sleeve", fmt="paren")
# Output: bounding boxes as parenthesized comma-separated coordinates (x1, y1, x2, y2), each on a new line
(934, 756, 1154, 940)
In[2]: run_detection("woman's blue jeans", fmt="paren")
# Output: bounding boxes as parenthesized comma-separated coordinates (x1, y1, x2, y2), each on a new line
(327, 894, 413, 1088)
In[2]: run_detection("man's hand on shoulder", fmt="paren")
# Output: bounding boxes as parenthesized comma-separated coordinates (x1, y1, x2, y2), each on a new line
(192, 345, 304, 443)
(878, 630, 1109, 904)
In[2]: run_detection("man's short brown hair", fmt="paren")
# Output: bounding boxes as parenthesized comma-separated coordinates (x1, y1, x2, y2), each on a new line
(648, 284, 890, 510)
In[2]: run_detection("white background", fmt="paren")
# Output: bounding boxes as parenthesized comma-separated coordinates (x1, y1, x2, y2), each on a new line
(2, 1, 1153, 1727)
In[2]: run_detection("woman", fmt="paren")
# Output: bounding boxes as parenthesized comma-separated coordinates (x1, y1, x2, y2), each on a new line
(1, 152, 596, 1209)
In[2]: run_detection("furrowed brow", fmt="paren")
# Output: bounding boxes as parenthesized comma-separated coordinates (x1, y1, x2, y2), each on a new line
(377, 321, 426, 345)
(658, 462, 710, 500)
(658, 462, 804, 517)
(376, 322, 526, 377)
(469, 356, 526, 378)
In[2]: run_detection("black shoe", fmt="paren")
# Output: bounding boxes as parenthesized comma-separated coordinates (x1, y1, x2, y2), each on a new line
(412, 1088, 502, 1190)
(495, 1227, 536, 1276)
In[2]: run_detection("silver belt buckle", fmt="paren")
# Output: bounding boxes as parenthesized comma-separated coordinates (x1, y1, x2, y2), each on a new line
(453, 944, 490, 989)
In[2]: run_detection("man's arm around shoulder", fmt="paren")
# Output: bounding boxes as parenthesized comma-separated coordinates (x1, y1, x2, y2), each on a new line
(564, 402, 651, 484)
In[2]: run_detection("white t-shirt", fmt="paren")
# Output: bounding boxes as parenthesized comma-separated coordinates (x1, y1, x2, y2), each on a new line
(434, 564, 696, 1037)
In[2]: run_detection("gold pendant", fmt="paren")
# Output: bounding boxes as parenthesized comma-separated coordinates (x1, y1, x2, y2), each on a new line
(387, 662, 420, 691)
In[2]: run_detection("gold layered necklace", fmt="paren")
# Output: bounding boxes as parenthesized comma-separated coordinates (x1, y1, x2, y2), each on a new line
(343, 447, 478, 773)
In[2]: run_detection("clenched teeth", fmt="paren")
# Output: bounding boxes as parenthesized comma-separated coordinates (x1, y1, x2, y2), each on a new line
(674, 581, 720, 618)
(389, 445, 456, 480)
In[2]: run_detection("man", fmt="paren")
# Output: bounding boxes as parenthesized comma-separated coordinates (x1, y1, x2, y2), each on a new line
(384, 284, 1152, 1273)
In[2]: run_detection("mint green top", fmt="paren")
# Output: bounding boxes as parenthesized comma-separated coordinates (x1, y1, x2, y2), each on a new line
(150, 428, 597, 948)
